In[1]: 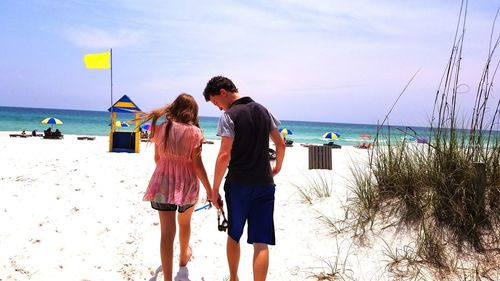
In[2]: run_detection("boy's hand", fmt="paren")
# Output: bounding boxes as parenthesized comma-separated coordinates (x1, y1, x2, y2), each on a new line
(211, 193, 222, 209)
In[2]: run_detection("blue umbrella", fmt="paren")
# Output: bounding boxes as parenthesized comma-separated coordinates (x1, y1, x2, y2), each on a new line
(278, 128, 293, 135)
(41, 117, 63, 128)
(41, 117, 63, 125)
(109, 121, 130, 128)
(322, 131, 341, 140)
(141, 123, 152, 131)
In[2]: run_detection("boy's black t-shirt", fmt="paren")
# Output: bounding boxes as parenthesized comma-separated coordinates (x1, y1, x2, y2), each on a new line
(216, 97, 279, 185)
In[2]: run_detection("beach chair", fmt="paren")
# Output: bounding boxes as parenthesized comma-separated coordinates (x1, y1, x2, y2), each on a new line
(323, 142, 342, 149)
(9, 134, 29, 138)
(285, 139, 294, 147)
(308, 145, 332, 170)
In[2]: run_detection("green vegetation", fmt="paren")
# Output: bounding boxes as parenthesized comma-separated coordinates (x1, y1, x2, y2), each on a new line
(340, 1, 500, 279)
(294, 171, 334, 205)
(311, 1, 500, 279)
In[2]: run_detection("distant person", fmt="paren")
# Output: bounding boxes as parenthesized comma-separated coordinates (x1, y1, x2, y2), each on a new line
(203, 76, 285, 281)
(140, 93, 212, 281)
(140, 129, 149, 139)
(32, 130, 37, 136)
(21, 130, 26, 135)
(355, 142, 372, 149)
(55, 129, 61, 137)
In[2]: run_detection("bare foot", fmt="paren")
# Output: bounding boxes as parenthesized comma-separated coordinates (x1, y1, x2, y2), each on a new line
(179, 245, 192, 266)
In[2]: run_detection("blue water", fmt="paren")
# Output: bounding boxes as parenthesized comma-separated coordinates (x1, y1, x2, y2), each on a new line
(0, 106, 432, 145)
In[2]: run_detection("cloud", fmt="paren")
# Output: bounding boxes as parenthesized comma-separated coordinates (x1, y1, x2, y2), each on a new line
(64, 25, 146, 49)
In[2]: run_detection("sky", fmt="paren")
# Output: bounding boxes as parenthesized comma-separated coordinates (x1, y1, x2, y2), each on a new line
(1, 0, 499, 126)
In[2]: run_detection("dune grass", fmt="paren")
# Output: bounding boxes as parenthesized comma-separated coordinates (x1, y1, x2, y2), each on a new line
(307, 240, 355, 281)
(318, 1, 500, 279)
(293, 171, 334, 205)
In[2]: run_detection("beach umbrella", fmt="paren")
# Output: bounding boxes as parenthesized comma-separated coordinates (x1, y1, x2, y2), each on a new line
(141, 123, 152, 131)
(360, 134, 372, 139)
(278, 127, 293, 135)
(322, 131, 341, 140)
(41, 117, 63, 125)
(115, 121, 129, 128)
(41, 117, 63, 128)
(109, 121, 130, 128)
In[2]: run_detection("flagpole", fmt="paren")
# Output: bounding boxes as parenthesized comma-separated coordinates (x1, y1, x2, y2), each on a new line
(110, 48, 113, 121)
(109, 48, 114, 152)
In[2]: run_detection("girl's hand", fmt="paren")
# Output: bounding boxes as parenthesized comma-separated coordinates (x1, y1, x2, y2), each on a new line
(205, 188, 212, 201)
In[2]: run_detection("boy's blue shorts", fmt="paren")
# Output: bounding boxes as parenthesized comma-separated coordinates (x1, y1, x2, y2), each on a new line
(224, 182, 276, 245)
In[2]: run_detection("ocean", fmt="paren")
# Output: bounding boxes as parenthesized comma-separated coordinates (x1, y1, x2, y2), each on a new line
(0, 106, 431, 145)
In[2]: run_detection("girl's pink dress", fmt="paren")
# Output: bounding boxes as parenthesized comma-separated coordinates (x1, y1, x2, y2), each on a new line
(143, 121, 204, 206)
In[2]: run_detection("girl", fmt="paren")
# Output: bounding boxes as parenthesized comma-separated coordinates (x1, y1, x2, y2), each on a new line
(141, 93, 212, 281)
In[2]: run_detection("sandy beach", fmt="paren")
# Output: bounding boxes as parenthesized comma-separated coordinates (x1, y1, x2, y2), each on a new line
(0, 132, 391, 281)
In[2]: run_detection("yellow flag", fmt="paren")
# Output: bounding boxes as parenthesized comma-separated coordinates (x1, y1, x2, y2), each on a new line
(84, 51, 111, 69)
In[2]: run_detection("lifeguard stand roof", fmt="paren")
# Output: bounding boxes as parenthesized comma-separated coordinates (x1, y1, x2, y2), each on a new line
(108, 95, 142, 113)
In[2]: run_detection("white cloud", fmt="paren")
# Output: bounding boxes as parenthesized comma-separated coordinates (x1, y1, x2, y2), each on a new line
(64, 25, 146, 49)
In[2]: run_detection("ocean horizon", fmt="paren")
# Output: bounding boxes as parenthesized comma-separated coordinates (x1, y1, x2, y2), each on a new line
(0, 106, 431, 145)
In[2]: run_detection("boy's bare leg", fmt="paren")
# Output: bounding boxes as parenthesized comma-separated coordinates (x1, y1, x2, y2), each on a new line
(253, 243, 269, 281)
(159, 211, 176, 281)
(178, 206, 195, 266)
(227, 236, 241, 281)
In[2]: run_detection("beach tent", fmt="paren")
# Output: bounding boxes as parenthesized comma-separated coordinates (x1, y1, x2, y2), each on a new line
(107, 95, 142, 153)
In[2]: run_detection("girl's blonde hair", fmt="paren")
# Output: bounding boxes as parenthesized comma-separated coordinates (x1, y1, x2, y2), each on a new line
(140, 93, 200, 148)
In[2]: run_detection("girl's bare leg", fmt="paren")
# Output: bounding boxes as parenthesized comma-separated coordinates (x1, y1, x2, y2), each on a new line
(178, 206, 195, 266)
(159, 211, 176, 281)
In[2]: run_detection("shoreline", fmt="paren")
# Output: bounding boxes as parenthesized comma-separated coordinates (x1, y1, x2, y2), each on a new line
(0, 131, 369, 149)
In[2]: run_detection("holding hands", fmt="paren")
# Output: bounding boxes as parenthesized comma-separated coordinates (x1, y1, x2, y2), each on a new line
(211, 191, 223, 209)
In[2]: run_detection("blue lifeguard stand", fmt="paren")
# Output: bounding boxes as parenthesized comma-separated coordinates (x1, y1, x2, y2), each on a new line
(108, 95, 142, 153)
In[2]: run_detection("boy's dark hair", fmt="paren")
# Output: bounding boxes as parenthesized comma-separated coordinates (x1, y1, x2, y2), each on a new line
(203, 76, 238, 101)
